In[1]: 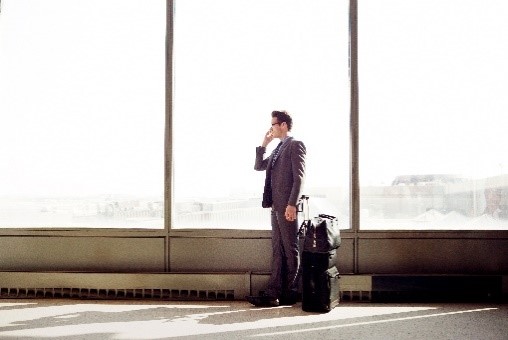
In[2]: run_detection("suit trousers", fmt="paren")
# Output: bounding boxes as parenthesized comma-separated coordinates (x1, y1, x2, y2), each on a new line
(265, 209, 300, 298)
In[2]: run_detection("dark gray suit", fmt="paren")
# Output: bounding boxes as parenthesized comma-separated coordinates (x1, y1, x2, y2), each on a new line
(254, 137, 306, 299)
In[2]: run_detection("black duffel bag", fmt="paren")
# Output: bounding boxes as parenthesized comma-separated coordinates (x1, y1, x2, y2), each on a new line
(301, 214, 341, 253)
(298, 195, 341, 253)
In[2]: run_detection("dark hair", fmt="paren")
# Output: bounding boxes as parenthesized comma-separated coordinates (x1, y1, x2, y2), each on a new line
(271, 110, 293, 131)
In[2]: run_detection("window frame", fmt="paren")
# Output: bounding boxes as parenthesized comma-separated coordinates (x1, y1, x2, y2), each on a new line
(0, 0, 504, 244)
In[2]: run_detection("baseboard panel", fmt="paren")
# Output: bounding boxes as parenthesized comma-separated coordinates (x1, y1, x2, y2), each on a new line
(1, 272, 505, 302)
(371, 275, 505, 302)
(0, 272, 250, 301)
(251, 273, 506, 302)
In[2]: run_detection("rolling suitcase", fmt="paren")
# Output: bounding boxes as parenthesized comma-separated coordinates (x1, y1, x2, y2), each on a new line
(301, 256, 340, 312)
(298, 195, 341, 313)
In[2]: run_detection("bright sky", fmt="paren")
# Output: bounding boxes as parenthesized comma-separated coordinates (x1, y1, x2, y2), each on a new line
(0, 0, 165, 197)
(172, 0, 349, 199)
(360, 0, 508, 184)
(1, 0, 507, 201)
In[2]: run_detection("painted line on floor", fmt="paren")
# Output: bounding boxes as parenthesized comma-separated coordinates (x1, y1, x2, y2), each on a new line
(251, 307, 498, 337)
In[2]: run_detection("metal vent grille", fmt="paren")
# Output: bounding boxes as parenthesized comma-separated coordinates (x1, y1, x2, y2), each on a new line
(340, 290, 372, 302)
(0, 287, 236, 300)
(0, 272, 250, 300)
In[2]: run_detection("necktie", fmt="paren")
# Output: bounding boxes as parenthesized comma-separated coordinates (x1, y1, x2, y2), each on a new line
(272, 141, 283, 165)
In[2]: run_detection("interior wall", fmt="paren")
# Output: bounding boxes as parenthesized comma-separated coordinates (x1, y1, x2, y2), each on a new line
(358, 238, 508, 274)
(0, 236, 165, 272)
(0, 231, 506, 275)
(168, 236, 355, 273)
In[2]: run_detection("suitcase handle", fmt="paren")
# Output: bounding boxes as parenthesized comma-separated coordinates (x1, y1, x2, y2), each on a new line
(297, 195, 311, 237)
(298, 195, 310, 220)
(297, 195, 309, 213)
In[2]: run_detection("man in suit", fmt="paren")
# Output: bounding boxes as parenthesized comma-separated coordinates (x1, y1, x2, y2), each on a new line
(249, 110, 306, 307)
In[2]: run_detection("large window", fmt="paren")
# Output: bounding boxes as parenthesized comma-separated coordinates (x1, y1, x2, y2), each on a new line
(8, 1, 505, 232)
(173, 0, 350, 229)
(359, 0, 508, 230)
(0, 0, 166, 228)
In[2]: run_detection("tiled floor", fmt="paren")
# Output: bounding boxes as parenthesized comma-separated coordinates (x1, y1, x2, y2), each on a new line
(0, 299, 506, 339)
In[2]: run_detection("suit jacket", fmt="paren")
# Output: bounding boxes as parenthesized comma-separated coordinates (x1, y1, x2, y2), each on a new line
(254, 137, 306, 212)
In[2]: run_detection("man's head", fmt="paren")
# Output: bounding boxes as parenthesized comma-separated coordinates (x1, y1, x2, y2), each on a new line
(270, 110, 292, 139)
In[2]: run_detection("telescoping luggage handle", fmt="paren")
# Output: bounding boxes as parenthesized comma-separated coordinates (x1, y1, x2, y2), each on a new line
(298, 195, 336, 221)
(297, 195, 339, 240)
(297, 195, 310, 219)
(297, 195, 312, 236)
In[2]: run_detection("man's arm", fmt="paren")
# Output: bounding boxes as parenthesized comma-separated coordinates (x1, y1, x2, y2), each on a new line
(254, 129, 274, 171)
(288, 140, 306, 207)
(254, 146, 269, 171)
(284, 140, 306, 221)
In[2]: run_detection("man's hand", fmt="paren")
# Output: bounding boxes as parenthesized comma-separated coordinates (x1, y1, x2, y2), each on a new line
(262, 129, 274, 147)
(285, 205, 297, 221)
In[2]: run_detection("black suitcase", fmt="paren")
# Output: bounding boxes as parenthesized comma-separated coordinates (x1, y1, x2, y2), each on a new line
(302, 252, 340, 313)
(302, 248, 337, 271)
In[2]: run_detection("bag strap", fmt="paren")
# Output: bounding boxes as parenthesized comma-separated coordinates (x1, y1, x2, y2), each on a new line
(318, 213, 337, 220)
(298, 219, 310, 236)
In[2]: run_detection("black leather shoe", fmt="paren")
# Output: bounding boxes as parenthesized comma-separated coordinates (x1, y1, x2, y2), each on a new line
(279, 292, 299, 305)
(279, 296, 297, 305)
(246, 295, 280, 307)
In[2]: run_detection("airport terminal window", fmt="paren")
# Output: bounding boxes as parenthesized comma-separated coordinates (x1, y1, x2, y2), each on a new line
(359, 0, 508, 230)
(0, 0, 166, 228)
(172, 0, 350, 229)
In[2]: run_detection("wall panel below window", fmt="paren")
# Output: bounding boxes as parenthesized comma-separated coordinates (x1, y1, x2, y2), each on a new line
(358, 238, 508, 274)
(0, 237, 165, 272)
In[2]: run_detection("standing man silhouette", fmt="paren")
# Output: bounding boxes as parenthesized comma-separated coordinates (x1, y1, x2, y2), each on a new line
(249, 110, 306, 306)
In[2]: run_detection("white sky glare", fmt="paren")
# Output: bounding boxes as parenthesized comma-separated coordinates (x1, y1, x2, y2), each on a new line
(0, 0, 165, 197)
(3, 0, 506, 198)
(0, 0, 507, 230)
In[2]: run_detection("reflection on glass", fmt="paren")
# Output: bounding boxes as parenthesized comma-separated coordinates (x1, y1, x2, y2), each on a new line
(173, 0, 350, 229)
(361, 174, 508, 229)
(359, 0, 508, 229)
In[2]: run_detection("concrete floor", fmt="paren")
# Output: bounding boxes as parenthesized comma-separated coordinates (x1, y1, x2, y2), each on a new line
(0, 299, 506, 339)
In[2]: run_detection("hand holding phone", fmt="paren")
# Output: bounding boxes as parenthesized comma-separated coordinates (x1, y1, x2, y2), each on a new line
(262, 129, 274, 147)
